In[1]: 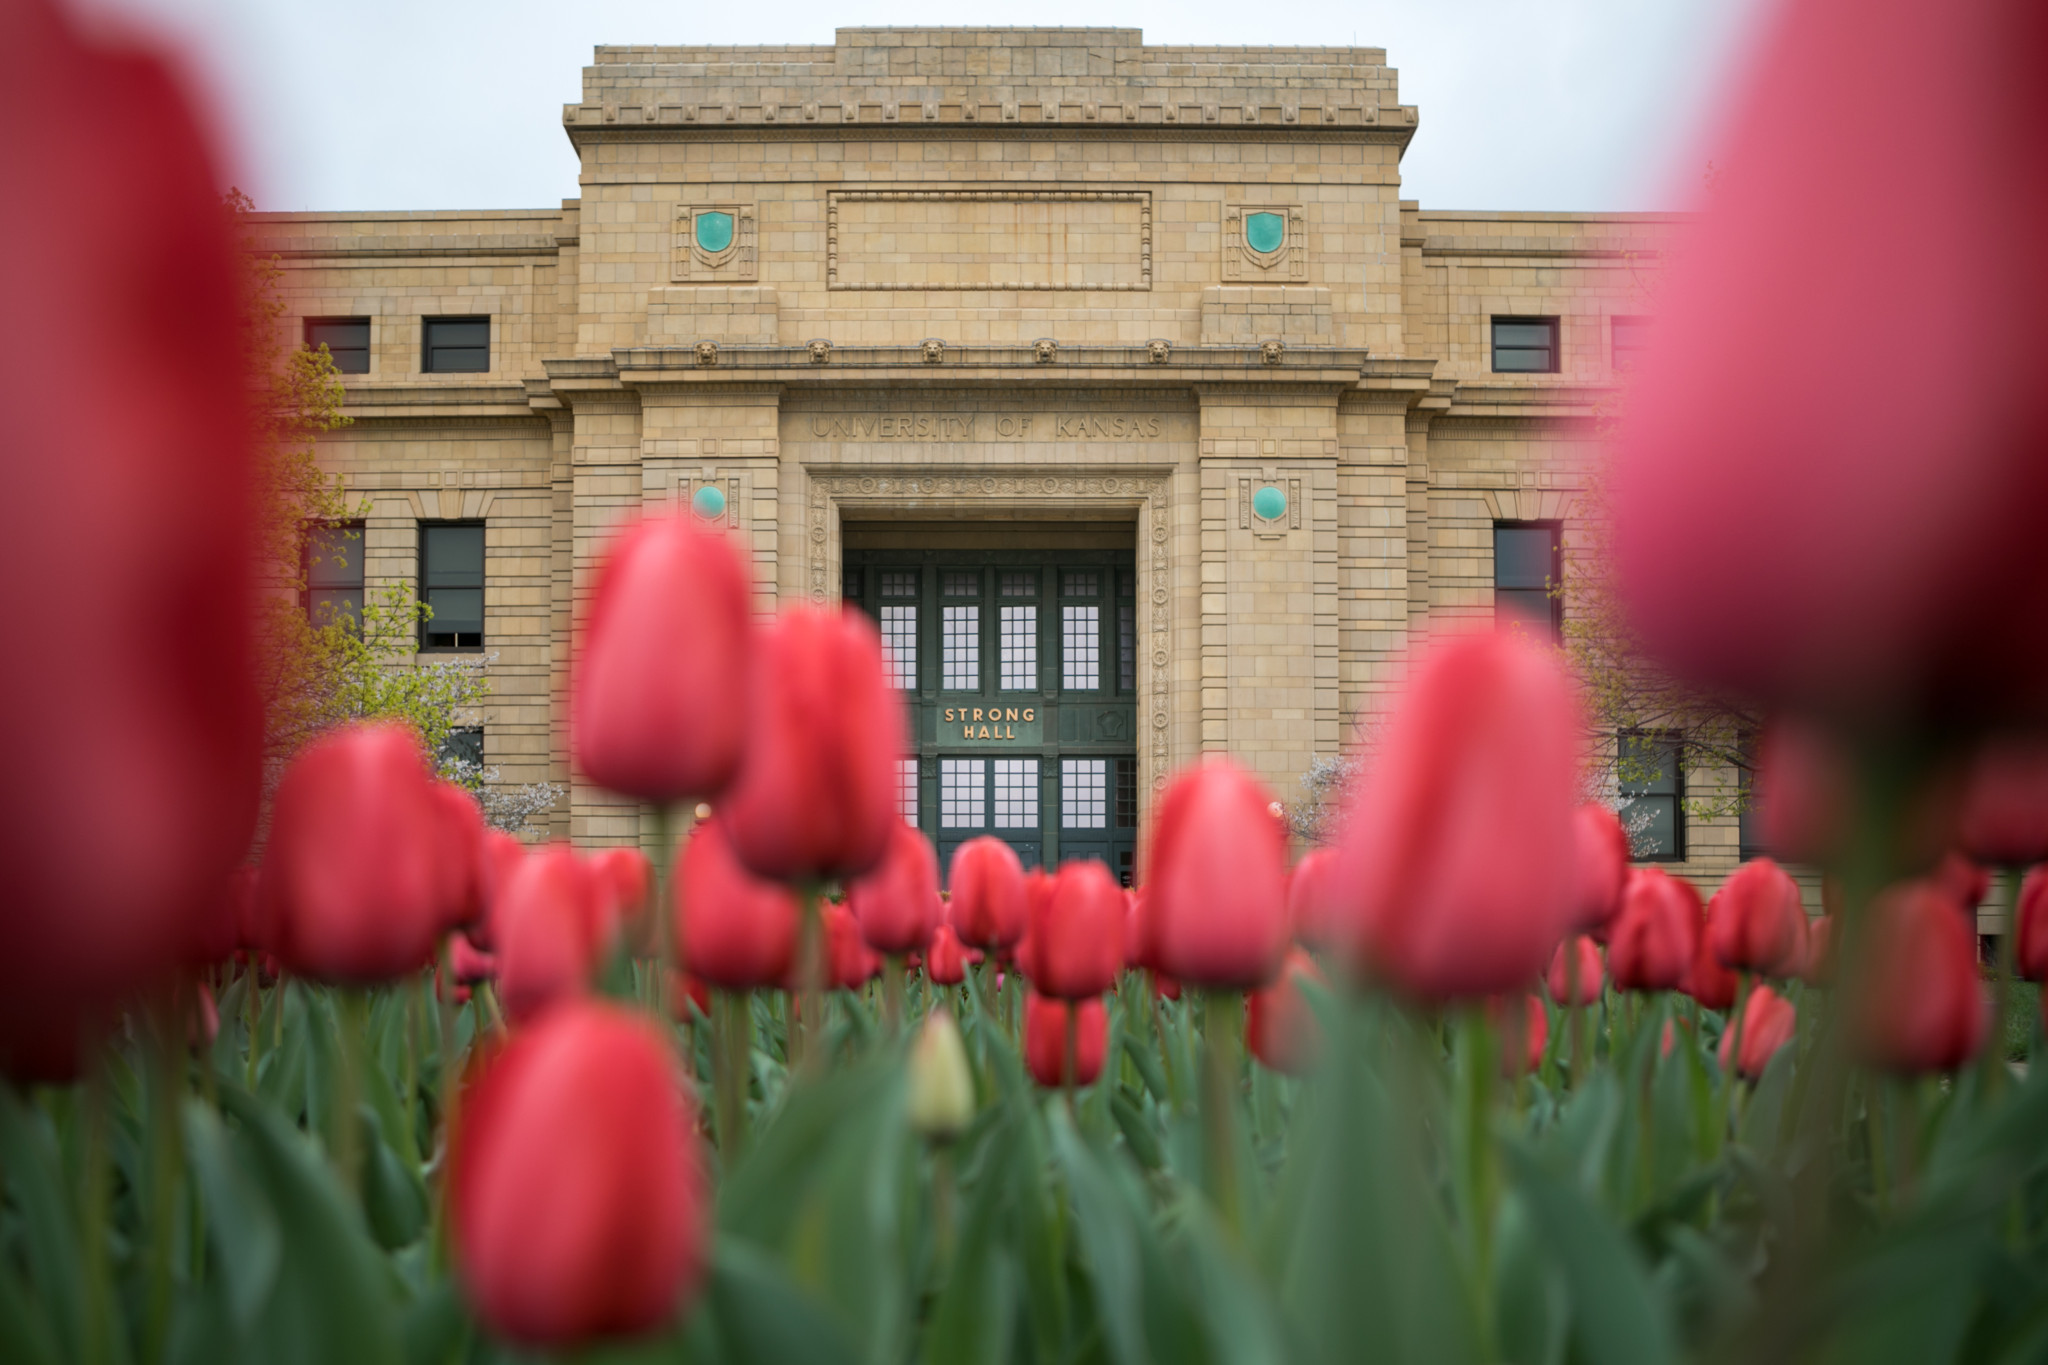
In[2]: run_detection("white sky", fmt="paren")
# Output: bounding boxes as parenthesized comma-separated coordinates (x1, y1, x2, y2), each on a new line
(78, 0, 1771, 215)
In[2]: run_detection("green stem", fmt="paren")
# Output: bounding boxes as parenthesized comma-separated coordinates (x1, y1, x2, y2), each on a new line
(713, 991, 753, 1161)
(795, 884, 825, 1076)
(652, 803, 682, 1036)
(1985, 865, 2023, 1100)
(1202, 992, 1245, 1244)
(244, 960, 262, 1091)
(1149, 978, 1182, 1112)
(1455, 1007, 1499, 1354)
(884, 955, 906, 1035)
(933, 1145, 957, 1272)
(1063, 1003, 1080, 1113)
(333, 989, 368, 1200)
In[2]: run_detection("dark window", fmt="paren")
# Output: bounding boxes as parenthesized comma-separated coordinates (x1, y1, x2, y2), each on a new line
(1611, 315, 1651, 372)
(1117, 573, 1136, 692)
(302, 521, 364, 630)
(1491, 316, 1559, 374)
(1115, 757, 1138, 830)
(420, 522, 484, 649)
(1494, 522, 1562, 640)
(1737, 732, 1766, 859)
(423, 316, 490, 374)
(1619, 732, 1684, 861)
(440, 727, 484, 769)
(304, 317, 370, 374)
(842, 567, 863, 601)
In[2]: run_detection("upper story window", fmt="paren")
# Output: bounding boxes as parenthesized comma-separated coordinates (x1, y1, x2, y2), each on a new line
(1619, 731, 1684, 862)
(1493, 522, 1562, 641)
(420, 521, 484, 650)
(304, 317, 370, 374)
(423, 316, 490, 374)
(1610, 315, 1652, 373)
(1737, 731, 1767, 859)
(303, 521, 364, 630)
(1491, 316, 1559, 374)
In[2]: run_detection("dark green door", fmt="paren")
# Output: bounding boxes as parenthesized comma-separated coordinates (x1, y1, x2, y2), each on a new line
(844, 548, 1140, 885)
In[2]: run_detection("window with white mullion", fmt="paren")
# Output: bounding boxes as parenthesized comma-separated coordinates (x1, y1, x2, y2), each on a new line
(879, 605, 918, 691)
(994, 759, 1040, 829)
(1061, 758, 1108, 829)
(1000, 605, 1038, 689)
(943, 605, 980, 690)
(941, 759, 987, 829)
(1061, 605, 1100, 690)
(895, 758, 920, 823)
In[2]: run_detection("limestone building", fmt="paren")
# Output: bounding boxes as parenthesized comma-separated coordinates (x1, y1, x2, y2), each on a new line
(264, 27, 1725, 885)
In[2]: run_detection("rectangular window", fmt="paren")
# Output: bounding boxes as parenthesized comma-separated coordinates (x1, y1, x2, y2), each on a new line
(1062, 758, 1108, 829)
(896, 758, 919, 824)
(1494, 522, 1562, 641)
(304, 316, 369, 374)
(1115, 758, 1139, 829)
(1118, 573, 1136, 692)
(439, 726, 484, 770)
(1062, 570, 1100, 599)
(303, 521, 364, 630)
(878, 571, 917, 599)
(1611, 315, 1651, 372)
(999, 572, 1036, 598)
(1062, 605, 1100, 689)
(880, 605, 918, 691)
(942, 570, 980, 598)
(1737, 733, 1765, 859)
(422, 316, 490, 374)
(842, 567, 863, 602)
(1618, 732, 1684, 861)
(1000, 605, 1038, 689)
(941, 759, 986, 829)
(420, 521, 485, 649)
(942, 605, 980, 690)
(994, 759, 1040, 829)
(1491, 316, 1559, 374)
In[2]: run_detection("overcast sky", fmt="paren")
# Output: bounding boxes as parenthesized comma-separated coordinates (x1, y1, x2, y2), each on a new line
(80, 0, 1771, 215)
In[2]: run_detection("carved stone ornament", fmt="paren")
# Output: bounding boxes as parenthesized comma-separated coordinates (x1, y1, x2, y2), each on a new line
(807, 338, 833, 364)
(1222, 203, 1307, 281)
(921, 338, 946, 364)
(673, 202, 757, 282)
(1260, 339, 1285, 365)
(694, 340, 719, 367)
(1033, 338, 1057, 364)
(1147, 339, 1172, 364)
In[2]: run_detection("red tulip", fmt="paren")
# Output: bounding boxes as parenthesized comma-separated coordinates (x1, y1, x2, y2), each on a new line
(473, 831, 528, 952)
(494, 847, 604, 1024)
(1, 2, 260, 1061)
(1685, 890, 1741, 1010)
(1026, 859, 1125, 1000)
(1545, 936, 1604, 1007)
(260, 723, 458, 984)
(677, 817, 798, 992)
(947, 836, 1028, 951)
(1010, 870, 1054, 983)
(849, 822, 942, 956)
(1490, 994, 1549, 1078)
(1146, 760, 1291, 989)
(589, 847, 654, 953)
(1754, 722, 1850, 864)
(453, 1001, 706, 1345)
(821, 903, 882, 990)
(1955, 741, 2048, 867)
(1929, 851, 1992, 915)
(450, 933, 497, 985)
(721, 608, 905, 883)
(1247, 948, 1325, 1075)
(572, 513, 754, 803)
(188, 983, 220, 1051)
(1606, 869, 1702, 993)
(1719, 986, 1796, 1081)
(1023, 992, 1107, 1088)
(926, 924, 969, 986)
(431, 782, 487, 933)
(2019, 867, 2048, 983)
(1709, 859, 1808, 976)
(1854, 881, 1987, 1074)
(1337, 629, 1584, 1000)
(1571, 805, 1632, 935)
(1286, 848, 1345, 949)
(667, 971, 711, 1022)
(190, 867, 254, 968)
(1153, 972, 1183, 1002)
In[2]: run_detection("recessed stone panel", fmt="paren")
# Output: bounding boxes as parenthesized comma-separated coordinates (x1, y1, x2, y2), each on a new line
(826, 191, 1152, 292)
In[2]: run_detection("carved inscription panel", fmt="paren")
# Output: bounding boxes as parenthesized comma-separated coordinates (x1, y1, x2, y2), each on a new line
(827, 191, 1152, 292)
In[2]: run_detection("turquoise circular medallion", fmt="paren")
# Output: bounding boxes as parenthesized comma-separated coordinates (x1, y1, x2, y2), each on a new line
(1245, 211, 1285, 255)
(691, 484, 727, 519)
(1252, 484, 1286, 521)
(694, 210, 735, 253)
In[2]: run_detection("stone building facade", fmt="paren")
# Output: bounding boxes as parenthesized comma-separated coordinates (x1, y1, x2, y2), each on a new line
(262, 27, 1752, 887)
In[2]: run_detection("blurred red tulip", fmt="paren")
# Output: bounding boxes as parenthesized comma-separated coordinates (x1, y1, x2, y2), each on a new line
(667, 971, 711, 1022)
(0, 1, 261, 1063)
(494, 847, 604, 1024)
(1154, 972, 1183, 1002)
(926, 924, 969, 986)
(849, 822, 942, 956)
(677, 817, 798, 992)
(188, 983, 219, 1051)
(947, 836, 1028, 951)
(1709, 859, 1808, 977)
(1611, 0, 2048, 727)
(1247, 948, 1325, 1075)
(450, 933, 497, 985)
(1929, 851, 1992, 915)
(1023, 992, 1107, 1088)
(722, 608, 905, 883)
(1146, 760, 1291, 989)
(1606, 868, 1702, 993)
(1685, 890, 1741, 1010)
(2019, 867, 2048, 983)
(1799, 916, 1838, 988)
(1753, 721, 1850, 865)
(821, 903, 882, 990)
(472, 831, 528, 952)
(1854, 881, 1987, 1074)
(1490, 994, 1549, 1079)
(1027, 860, 1125, 1000)
(1719, 986, 1796, 1081)
(191, 866, 255, 968)
(1571, 805, 1631, 936)
(260, 724, 458, 984)
(1955, 741, 2048, 867)
(1287, 848, 1345, 950)
(1545, 936, 1604, 1007)
(572, 514, 754, 803)
(589, 847, 654, 953)
(1337, 629, 1584, 1000)
(431, 782, 487, 933)
(453, 1001, 706, 1345)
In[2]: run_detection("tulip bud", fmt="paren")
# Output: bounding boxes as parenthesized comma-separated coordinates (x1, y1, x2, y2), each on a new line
(906, 1010, 975, 1142)
(1571, 804, 1631, 935)
(1754, 721, 1850, 864)
(1719, 986, 1796, 1081)
(452, 1001, 706, 1345)
(260, 723, 457, 984)
(1545, 936, 1604, 1007)
(925, 924, 969, 986)
(494, 847, 604, 1024)
(1955, 740, 2048, 867)
(1709, 858, 1809, 977)
(667, 971, 711, 1022)
(820, 903, 881, 990)
(1853, 880, 1987, 1074)
(1286, 848, 1345, 950)
(1606, 868, 1702, 993)
(1026, 859, 1125, 1000)
(849, 822, 942, 956)
(677, 817, 798, 992)
(589, 847, 654, 954)
(430, 782, 487, 933)
(1023, 992, 1107, 1089)
(722, 608, 905, 883)
(1799, 916, 1838, 987)
(1247, 948, 1325, 1075)
(572, 514, 754, 803)
(472, 831, 527, 952)
(450, 933, 497, 985)
(1337, 629, 1584, 1000)
(1685, 890, 1741, 1010)
(1146, 760, 1291, 989)
(2019, 867, 2048, 983)
(947, 836, 1028, 951)
(1489, 993, 1549, 1079)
